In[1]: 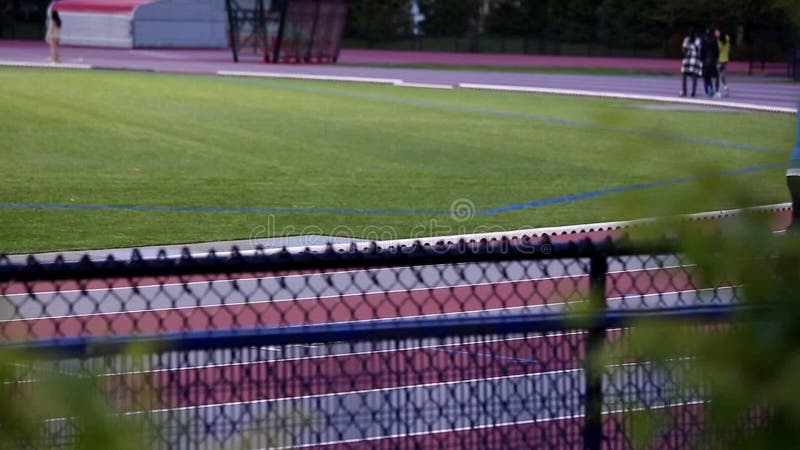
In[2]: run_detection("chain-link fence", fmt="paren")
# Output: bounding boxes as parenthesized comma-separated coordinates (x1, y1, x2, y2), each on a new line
(0, 238, 748, 448)
(0, 239, 733, 341)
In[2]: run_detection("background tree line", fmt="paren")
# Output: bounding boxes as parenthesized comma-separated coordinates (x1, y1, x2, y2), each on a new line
(345, 0, 799, 58)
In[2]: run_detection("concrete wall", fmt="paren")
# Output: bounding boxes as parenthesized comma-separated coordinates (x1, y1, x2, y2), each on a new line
(133, 0, 227, 48)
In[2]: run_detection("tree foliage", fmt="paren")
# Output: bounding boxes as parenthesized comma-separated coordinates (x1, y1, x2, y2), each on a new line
(417, 0, 481, 36)
(345, 0, 413, 40)
(344, 0, 798, 47)
(484, 0, 527, 35)
(600, 108, 800, 449)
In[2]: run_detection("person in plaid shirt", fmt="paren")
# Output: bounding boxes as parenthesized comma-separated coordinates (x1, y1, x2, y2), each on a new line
(680, 29, 702, 97)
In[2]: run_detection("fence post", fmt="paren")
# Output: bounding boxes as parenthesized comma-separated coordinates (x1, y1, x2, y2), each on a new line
(303, 0, 322, 62)
(584, 250, 608, 450)
(224, 0, 238, 62)
(272, 0, 289, 62)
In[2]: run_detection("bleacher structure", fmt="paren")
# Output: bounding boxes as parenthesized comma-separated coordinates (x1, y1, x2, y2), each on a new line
(47, 0, 348, 62)
(226, 0, 348, 63)
(50, 0, 229, 48)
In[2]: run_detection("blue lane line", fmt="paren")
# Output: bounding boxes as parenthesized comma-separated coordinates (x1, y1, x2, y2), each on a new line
(0, 203, 449, 215)
(0, 164, 785, 216)
(482, 163, 786, 215)
(222, 76, 785, 154)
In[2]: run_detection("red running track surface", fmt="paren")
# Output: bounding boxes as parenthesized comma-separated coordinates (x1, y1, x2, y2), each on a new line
(1, 265, 698, 340)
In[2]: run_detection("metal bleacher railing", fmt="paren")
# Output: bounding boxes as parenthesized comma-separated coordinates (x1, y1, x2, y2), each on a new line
(0, 237, 745, 449)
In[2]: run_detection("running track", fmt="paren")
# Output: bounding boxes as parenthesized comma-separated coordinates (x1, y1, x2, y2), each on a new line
(0, 41, 797, 110)
(2, 209, 778, 447)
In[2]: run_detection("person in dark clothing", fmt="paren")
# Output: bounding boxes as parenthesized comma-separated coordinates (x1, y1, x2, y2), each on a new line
(700, 28, 719, 98)
(680, 29, 701, 97)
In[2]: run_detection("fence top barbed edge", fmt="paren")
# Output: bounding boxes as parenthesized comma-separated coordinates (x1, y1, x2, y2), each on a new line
(0, 236, 681, 283)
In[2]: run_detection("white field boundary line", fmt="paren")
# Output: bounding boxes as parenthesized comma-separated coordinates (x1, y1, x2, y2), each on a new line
(0, 60, 92, 70)
(217, 70, 402, 84)
(11, 203, 789, 261)
(459, 82, 798, 115)
(292, 202, 791, 254)
(394, 81, 454, 89)
(218, 70, 455, 89)
(182, 202, 791, 258)
(2, 60, 789, 112)
(220, 71, 795, 113)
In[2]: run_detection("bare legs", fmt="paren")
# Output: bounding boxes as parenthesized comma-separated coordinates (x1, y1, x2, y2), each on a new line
(716, 63, 728, 94)
(49, 38, 60, 64)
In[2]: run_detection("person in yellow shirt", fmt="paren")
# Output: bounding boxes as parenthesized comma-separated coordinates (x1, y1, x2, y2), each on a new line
(715, 28, 731, 97)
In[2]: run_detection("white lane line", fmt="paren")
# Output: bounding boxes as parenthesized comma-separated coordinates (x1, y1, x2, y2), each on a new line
(1, 264, 695, 321)
(394, 81, 454, 89)
(357, 287, 730, 324)
(3, 266, 388, 297)
(458, 83, 797, 115)
(147, 359, 695, 411)
(284, 400, 706, 449)
(0, 287, 728, 347)
(217, 70, 402, 84)
(0, 274, 583, 322)
(2, 257, 682, 297)
(0, 60, 92, 70)
(156, 367, 582, 412)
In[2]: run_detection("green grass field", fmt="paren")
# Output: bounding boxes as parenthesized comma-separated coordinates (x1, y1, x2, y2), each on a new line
(0, 67, 794, 253)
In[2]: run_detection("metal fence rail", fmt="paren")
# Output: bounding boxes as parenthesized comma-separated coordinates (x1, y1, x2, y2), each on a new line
(0, 238, 746, 449)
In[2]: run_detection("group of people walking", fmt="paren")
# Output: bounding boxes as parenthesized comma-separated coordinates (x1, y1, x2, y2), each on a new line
(681, 27, 731, 98)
